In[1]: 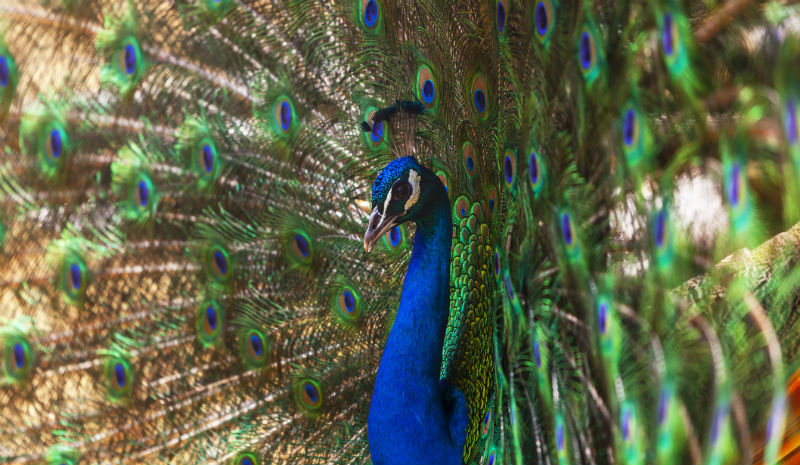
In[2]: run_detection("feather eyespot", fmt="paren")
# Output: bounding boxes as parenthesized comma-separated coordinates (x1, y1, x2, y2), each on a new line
(42, 123, 68, 165)
(200, 142, 215, 173)
(462, 141, 477, 177)
(206, 245, 232, 283)
(487, 189, 498, 216)
(130, 173, 155, 214)
(4, 336, 33, 381)
(492, 250, 500, 276)
(561, 212, 573, 246)
(361, 0, 380, 30)
(292, 232, 311, 260)
(661, 13, 675, 56)
(436, 171, 449, 194)
(0, 55, 8, 87)
(117, 38, 141, 79)
(333, 286, 361, 322)
(496, 1, 506, 33)
(528, 149, 545, 196)
(105, 357, 133, 402)
(621, 407, 632, 441)
(196, 301, 224, 347)
(471, 75, 489, 118)
(233, 452, 260, 465)
(623, 108, 637, 148)
(786, 98, 798, 145)
(241, 329, 268, 368)
(371, 120, 384, 142)
(205, 304, 218, 333)
(453, 196, 471, 221)
(597, 301, 608, 334)
(555, 416, 565, 451)
(298, 379, 323, 411)
(657, 388, 670, 425)
(382, 224, 407, 251)
(579, 31, 593, 70)
(48, 129, 62, 159)
(654, 210, 667, 248)
(534, 0, 554, 42)
(727, 162, 743, 207)
(503, 150, 516, 187)
(274, 97, 295, 134)
(481, 410, 491, 437)
(62, 257, 87, 302)
(417, 65, 437, 109)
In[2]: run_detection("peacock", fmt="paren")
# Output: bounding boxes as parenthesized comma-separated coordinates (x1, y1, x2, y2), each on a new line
(2, 0, 800, 463)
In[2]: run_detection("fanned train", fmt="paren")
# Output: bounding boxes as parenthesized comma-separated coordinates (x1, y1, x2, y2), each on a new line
(2, 0, 800, 464)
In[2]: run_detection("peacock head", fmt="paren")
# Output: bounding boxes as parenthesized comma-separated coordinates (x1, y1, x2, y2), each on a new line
(363, 156, 445, 252)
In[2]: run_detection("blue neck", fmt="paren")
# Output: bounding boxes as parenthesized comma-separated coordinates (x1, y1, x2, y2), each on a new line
(387, 195, 452, 377)
(368, 192, 459, 465)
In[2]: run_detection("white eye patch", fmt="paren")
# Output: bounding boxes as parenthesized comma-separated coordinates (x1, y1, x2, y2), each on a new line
(405, 169, 421, 211)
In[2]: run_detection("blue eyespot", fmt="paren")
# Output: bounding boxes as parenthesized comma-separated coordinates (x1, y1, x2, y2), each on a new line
(138, 180, 149, 207)
(662, 13, 674, 56)
(529, 152, 539, 184)
(389, 225, 401, 247)
(370, 120, 384, 142)
(535, 1, 549, 37)
(504, 154, 514, 184)
(623, 108, 636, 147)
(294, 234, 310, 258)
(202, 144, 214, 173)
(505, 275, 514, 299)
(487, 451, 495, 465)
(728, 162, 741, 207)
(534, 338, 541, 367)
(579, 31, 592, 70)
(489, 198, 495, 213)
(597, 302, 607, 334)
(561, 213, 573, 246)
(786, 99, 798, 145)
(213, 250, 228, 275)
(710, 406, 725, 444)
(124, 43, 137, 75)
(466, 156, 475, 172)
(654, 210, 666, 247)
(205, 305, 218, 331)
(496, 1, 506, 32)
(304, 382, 319, 403)
(621, 408, 631, 440)
(50, 129, 62, 159)
(70, 263, 82, 290)
(658, 389, 669, 425)
(422, 80, 435, 104)
(493, 251, 500, 276)
(279, 101, 292, 131)
(12, 343, 25, 369)
(249, 333, 264, 356)
(556, 420, 564, 451)
(473, 89, 486, 113)
(114, 362, 127, 388)
(0, 56, 8, 87)
(363, 0, 378, 28)
(342, 290, 355, 314)
(241, 458, 254, 465)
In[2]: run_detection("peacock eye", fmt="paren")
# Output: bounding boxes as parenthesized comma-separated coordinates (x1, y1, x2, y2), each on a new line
(392, 181, 412, 202)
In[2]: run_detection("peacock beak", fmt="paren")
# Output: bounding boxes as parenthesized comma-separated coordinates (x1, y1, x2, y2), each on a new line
(364, 207, 398, 252)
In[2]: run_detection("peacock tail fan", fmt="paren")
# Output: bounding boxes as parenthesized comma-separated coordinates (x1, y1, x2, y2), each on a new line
(1, 0, 800, 464)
